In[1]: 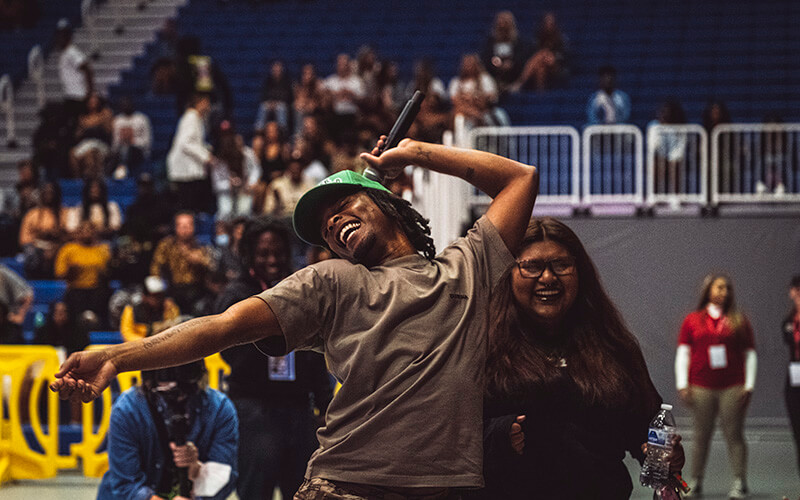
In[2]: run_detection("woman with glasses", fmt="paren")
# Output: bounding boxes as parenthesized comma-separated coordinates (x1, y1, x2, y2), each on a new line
(676, 274, 756, 499)
(472, 217, 683, 499)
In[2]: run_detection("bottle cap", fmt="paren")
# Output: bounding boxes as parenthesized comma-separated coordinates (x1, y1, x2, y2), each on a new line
(661, 403, 673, 411)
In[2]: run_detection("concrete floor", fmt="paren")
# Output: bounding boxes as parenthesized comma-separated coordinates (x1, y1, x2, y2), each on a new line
(2, 428, 799, 499)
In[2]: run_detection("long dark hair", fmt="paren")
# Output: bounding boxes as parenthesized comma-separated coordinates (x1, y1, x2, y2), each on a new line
(238, 215, 293, 278)
(364, 189, 436, 260)
(40, 181, 63, 226)
(486, 218, 658, 410)
(696, 274, 746, 340)
(81, 177, 110, 228)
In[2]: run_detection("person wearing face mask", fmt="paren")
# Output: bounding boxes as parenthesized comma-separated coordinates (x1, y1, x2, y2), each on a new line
(214, 216, 332, 500)
(471, 218, 683, 499)
(675, 275, 756, 499)
(97, 360, 238, 500)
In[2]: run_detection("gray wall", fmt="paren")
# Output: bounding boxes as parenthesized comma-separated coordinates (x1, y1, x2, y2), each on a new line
(562, 216, 800, 423)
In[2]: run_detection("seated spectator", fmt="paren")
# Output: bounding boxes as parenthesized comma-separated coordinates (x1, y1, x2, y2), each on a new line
(107, 124, 147, 180)
(406, 58, 448, 104)
(292, 63, 329, 137)
(119, 276, 181, 342)
(211, 122, 261, 219)
(54, 220, 112, 328)
(324, 53, 366, 144)
(647, 98, 688, 195)
(254, 59, 293, 134)
(112, 96, 152, 160)
(115, 173, 174, 287)
(252, 120, 290, 182)
(0, 301, 24, 344)
(32, 101, 74, 181)
(70, 92, 114, 178)
(261, 157, 314, 218)
(0, 262, 33, 331)
(511, 11, 570, 92)
(295, 115, 333, 169)
(33, 301, 89, 355)
(64, 177, 122, 239)
(0, 159, 40, 257)
(149, 18, 180, 95)
(20, 181, 69, 279)
(586, 65, 631, 125)
(213, 216, 246, 283)
(449, 53, 510, 129)
(150, 211, 214, 311)
(97, 361, 238, 500)
(481, 10, 532, 94)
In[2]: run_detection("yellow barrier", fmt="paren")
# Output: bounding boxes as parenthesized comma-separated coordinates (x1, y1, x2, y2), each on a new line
(0, 345, 68, 485)
(70, 347, 231, 478)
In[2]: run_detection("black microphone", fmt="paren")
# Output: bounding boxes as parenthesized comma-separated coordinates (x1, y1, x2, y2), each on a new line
(363, 90, 425, 184)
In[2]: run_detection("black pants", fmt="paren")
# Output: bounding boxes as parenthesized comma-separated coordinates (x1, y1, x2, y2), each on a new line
(785, 382, 800, 475)
(232, 397, 318, 500)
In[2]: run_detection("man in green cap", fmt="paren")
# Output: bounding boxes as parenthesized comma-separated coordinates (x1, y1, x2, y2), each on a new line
(51, 136, 538, 499)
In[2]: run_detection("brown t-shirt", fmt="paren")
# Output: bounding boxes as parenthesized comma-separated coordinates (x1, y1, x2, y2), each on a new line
(256, 216, 513, 488)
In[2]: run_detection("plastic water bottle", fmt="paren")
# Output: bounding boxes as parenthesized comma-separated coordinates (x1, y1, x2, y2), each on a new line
(640, 403, 676, 489)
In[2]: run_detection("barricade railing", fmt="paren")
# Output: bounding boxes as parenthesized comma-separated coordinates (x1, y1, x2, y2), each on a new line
(582, 124, 644, 207)
(0, 74, 16, 148)
(0, 346, 66, 485)
(28, 45, 45, 110)
(0, 345, 231, 482)
(469, 126, 581, 207)
(646, 124, 708, 207)
(711, 123, 800, 205)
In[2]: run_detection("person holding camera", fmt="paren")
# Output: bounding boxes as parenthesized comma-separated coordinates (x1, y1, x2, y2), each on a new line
(97, 361, 238, 500)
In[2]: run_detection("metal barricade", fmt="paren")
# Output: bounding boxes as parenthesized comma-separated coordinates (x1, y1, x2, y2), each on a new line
(0, 74, 16, 147)
(28, 45, 45, 110)
(711, 123, 800, 204)
(646, 124, 708, 207)
(581, 125, 643, 208)
(470, 126, 581, 207)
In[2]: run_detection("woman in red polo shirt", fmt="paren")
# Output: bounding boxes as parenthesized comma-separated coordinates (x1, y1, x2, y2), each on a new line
(784, 275, 800, 477)
(675, 274, 756, 500)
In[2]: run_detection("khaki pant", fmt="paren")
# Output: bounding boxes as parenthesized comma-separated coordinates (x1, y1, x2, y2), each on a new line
(689, 384, 748, 480)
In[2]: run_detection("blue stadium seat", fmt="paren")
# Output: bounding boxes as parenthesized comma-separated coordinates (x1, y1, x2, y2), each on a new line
(90, 331, 123, 344)
(29, 280, 68, 304)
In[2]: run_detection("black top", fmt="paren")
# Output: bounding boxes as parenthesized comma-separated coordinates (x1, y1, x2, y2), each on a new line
(213, 275, 332, 411)
(471, 366, 661, 500)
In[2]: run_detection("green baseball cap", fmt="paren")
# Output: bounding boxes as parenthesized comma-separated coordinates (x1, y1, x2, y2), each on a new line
(293, 170, 392, 246)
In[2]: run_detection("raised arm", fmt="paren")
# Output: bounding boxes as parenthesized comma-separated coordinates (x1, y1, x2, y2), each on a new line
(360, 138, 538, 252)
(50, 297, 282, 402)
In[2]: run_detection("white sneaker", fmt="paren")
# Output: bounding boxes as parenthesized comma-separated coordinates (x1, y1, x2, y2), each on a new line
(755, 181, 767, 195)
(728, 478, 747, 499)
(775, 182, 786, 196)
(684, 478, 702, 498)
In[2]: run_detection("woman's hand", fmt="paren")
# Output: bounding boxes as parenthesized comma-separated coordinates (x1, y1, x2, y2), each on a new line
(509, 415, 526, 455)
(640, 434, 685, 474)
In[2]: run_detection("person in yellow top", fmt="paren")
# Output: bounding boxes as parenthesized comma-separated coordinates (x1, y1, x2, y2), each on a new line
(119, 276, 181, 342)
(54, 220, 111, 327)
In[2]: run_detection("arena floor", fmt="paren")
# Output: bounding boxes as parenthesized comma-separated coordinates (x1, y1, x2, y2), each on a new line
(2, 428, 799, 499)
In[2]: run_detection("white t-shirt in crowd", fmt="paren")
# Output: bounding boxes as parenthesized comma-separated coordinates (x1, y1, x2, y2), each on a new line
(59, 44, 89, 100)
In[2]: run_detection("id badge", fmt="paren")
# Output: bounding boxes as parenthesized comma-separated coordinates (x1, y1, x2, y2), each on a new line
(790, 362, 800, 387)
(268, 352, 296, 381)
(708, 344, 728, 369)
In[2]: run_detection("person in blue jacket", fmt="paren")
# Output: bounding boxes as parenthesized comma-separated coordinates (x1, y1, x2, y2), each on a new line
(97, 360, 238, 500)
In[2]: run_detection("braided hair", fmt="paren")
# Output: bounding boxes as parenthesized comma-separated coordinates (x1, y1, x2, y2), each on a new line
(364, 189, 436, 260)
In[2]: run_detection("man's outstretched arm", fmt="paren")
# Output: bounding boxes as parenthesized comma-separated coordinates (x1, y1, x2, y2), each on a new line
(361, 138, 538, 253)
(50, 297, 281, 402)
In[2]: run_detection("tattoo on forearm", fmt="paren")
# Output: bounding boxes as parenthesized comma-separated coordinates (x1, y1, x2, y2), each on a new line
(465, 167, 475, 181)
(415, 146, 432, 163)
(142, 329, 174, 350)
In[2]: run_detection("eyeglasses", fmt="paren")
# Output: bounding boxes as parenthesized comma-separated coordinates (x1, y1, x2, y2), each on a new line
(516, 258, 576, 279)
